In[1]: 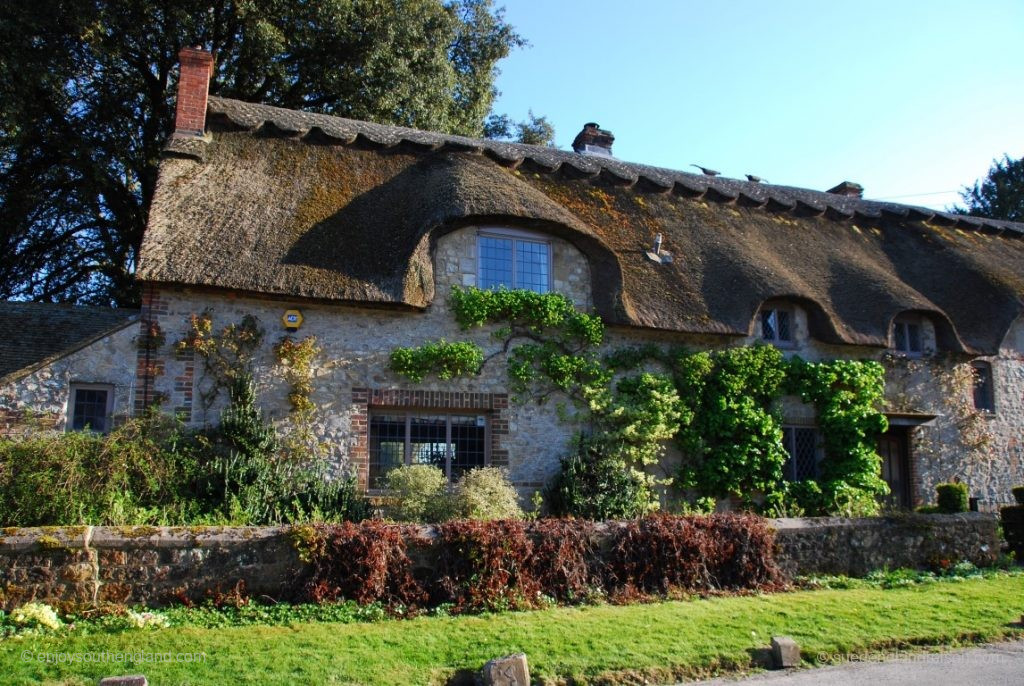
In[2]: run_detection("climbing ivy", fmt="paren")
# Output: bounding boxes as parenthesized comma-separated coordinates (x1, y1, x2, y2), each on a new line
(390, 286, 890, 516)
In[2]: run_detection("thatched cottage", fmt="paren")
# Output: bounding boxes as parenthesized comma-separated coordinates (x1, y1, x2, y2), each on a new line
(2, 49, 1022, 510)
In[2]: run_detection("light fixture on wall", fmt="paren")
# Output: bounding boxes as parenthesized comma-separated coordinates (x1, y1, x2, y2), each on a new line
(645, 233, 673, 264)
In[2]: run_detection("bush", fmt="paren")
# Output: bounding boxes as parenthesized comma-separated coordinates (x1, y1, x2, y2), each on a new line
(300, 514, 781, 614)
(1012, 486, 1024, 505)
(936, 482, 969, 514)
(0, 412, 199, 526)
(546, 442, 653, 520)
(300, 522, 425, 610)
(434, 519, 538, 611)
(607, 513, 781, 596)
(0, 378, 370, 526)
(451, 467, 522, 521)
(385, 464, 454, 523)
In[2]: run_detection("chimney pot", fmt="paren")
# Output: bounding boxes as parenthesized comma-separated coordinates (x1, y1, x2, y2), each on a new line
(174, 47, 214, 138)
(826, 181, 864, 198)
(572, 122, 614, 157)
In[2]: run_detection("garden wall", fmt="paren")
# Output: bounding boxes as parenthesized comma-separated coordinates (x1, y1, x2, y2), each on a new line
(0, 513, 999, 610)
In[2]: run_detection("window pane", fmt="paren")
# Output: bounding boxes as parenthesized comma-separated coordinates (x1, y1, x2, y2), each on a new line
(761, 310, 777, 341)
(478, 236, 513, 290)
(450, 415, 487, 480)
(514, 240, 549, 293)
(972, 363, 994, 412)
(777, 310, 791, 341)
(781, 427, 795, 480)
(72, 388, 109, 432)
(894, 322, 907, 351)
(369, 414, 406, 488)
(794, 428, 818, 480)
(907, 323, 921, 353)
(409, 415, 449, 473)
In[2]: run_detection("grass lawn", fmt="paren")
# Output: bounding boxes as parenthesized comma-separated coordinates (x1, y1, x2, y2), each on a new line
(3, 575, 1022, 685)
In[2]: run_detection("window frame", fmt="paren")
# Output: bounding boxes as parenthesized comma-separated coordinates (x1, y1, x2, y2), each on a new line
(477, 227, 553, 294)
(891, 316, 924, 356)
(368, 410, 491, 489)
(759, 305, 794, 346)
(67, 383, 115, 434)
(970, 360, 996, 414)
(781, 424, 822, 481)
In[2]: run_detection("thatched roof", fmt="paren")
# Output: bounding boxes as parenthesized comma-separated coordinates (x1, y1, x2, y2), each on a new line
(0, 302, 139, 384)
(139, 96, 1024, 355)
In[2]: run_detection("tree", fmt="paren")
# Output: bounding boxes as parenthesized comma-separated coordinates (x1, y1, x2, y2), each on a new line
(484, 110, 556, 147)
(0, 0, 526, 306)
(952, 154, 1024, 222)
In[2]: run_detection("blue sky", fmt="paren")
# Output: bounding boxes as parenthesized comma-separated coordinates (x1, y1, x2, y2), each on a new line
(490, 0, 1023, 210)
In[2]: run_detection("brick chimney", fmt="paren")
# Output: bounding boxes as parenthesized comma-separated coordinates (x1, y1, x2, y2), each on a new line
(826, 181, 864, 198)
(173, 47, 214, 137)
(572, 122, 614, 157)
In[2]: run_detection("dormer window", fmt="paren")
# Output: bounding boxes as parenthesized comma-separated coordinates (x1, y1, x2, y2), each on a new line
(760, 307, 792, 345)
(892, 317, 923, 356)
(478, 229, 551, 293)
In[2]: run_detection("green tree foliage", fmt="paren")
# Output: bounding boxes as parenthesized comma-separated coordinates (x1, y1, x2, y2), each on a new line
(0, 0, 526, 305)
(953, 154, 1024, 222)
(484, 109, 556, 146)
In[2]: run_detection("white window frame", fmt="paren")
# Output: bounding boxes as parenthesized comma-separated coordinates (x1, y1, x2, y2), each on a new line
(67, 383, 115, 434)
(759, 306, 794, 346)
(891, 316, 924, 356)
(477, 228, 553, 293)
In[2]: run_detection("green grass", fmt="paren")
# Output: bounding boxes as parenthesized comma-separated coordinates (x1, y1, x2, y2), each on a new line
(3, 575, 1022, 685)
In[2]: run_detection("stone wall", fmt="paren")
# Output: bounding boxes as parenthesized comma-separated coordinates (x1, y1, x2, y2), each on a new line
(0, 514, 1000, 610)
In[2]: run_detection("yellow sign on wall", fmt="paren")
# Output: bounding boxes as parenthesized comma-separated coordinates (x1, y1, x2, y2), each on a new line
(282, 309, 303, 331)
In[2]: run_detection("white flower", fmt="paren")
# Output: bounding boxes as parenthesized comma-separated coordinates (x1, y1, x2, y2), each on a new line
(126, 610, 170, 629)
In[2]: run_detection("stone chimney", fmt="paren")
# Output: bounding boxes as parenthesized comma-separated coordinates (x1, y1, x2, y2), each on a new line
(572, 122, 614, 157)
(173, 47, 214, 137)
(826, 181, 864, 198)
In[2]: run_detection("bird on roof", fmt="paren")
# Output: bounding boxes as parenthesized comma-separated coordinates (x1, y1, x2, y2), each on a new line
(746, 174, 767, 183)
(691, 164, 720, 176)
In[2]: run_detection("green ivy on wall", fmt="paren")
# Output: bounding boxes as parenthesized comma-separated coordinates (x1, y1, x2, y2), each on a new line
(389, 286, 890, 516)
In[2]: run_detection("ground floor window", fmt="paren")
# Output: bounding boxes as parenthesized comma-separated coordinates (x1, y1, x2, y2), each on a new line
(782, 426, 820, 481)
(369, 411, 488, 487)
(68, 383, 114, 433)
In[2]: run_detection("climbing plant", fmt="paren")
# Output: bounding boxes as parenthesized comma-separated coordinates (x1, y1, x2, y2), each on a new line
(274, 335, 325, 460)
(390, 286, 891, 516)
(175, 311, 264, 408)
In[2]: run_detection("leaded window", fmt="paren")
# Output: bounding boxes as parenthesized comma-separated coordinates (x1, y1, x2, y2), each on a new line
(782, 426, 820, 481)
(760, 307, 792, 344)
(478, 231, 550, 293)
(369, 412, 488, 488)
(892, 318, 923, 355)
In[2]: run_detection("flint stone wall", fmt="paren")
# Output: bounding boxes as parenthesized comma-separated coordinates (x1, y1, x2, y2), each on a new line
(0, 513, 999, 610)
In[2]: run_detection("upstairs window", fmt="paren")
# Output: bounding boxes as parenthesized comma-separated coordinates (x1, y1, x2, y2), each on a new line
(760, 307, 792, 345)
(69, 384, 113, 433)
(782, 426, 820, 481)
(892, 317, 923, 355)
(971, 361, 995, 413)
(478, 230, 550, 293)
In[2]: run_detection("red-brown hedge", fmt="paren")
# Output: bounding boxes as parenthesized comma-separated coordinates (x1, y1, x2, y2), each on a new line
(299, 514, 781, 613)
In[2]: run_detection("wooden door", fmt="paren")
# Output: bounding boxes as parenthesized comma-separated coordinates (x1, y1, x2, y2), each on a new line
(878, 430, 910, 508)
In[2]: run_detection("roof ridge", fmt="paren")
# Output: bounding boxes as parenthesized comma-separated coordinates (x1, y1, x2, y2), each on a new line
(198, 95, 1024, 237)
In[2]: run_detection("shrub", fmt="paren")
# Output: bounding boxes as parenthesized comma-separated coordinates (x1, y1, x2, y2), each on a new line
(607, 513, 782, 596)
(936, 482, 969, 514)
(434, 519, 538, 611)
(385, 464, 454, 523)
(11, 602, 62, 630)
(528, 518, 599, 602)
(546, 441, 653, 520)
(300, 522, 426, 610)
(0, 412, 198, 526)
(1012, 486, 1024, 505)
(451, 467, 522, 521)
